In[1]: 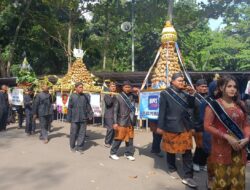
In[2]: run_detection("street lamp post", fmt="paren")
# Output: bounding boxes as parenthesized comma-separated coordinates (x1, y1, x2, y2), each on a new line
(131, 0, 135, 72)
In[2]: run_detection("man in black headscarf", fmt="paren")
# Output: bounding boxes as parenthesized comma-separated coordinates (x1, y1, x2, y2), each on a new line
(192, 79, 209, 172)
(157, 72, 197, 188)
(110, 81, 139, 161)
(33, 85, 52, 143)
(0, 85, 9, 132)
(24, 88, 35, 135)
(103, 81, 117, 148)
(67, 82, 93, 154)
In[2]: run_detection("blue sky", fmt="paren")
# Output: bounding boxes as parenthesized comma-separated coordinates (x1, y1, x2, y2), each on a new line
(197, 0, 224, 30)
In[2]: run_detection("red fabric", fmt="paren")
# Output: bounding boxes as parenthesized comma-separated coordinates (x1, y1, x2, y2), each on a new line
(204, 98, 250, 164)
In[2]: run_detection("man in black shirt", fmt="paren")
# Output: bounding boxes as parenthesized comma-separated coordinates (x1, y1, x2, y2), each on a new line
(33, 85, 52, 143)
(67, 82, 93, 153)
(24, 88, 35, 135)
(104, 82, 117, 148)
(0, 85, 9, 131)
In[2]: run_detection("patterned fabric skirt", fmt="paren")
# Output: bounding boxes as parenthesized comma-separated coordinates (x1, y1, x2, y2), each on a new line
(114, 126, 134, 142)
(212, 151, 246, 190)
(161, 131, 192, 154)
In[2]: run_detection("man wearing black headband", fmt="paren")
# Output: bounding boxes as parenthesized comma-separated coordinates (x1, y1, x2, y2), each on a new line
(24, 88, 35, 135)
(33, 85, 52, 144)
(0, 85, 9, 132)
(104, 82, 117, 148)
(110, 81, 139, 161)
(157, 72, 197, 188)
(193, 79, 209, 173)
(67, 82, 93, 154)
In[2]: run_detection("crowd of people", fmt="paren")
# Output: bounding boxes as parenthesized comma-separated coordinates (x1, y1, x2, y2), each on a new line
(0, 73, 250, 190)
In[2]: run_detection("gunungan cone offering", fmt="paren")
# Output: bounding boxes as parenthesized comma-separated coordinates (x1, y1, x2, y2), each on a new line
(55, 58, 101, 92)
(151, 21, 181, 89)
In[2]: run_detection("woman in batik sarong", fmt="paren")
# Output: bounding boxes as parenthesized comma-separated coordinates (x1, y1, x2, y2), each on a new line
(204, 76, 250, 190)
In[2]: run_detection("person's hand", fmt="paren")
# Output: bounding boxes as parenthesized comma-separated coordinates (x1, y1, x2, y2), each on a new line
(110, 92, 115, 97)
(156, 128, 164, 135)
(113, 124, 119, 130)
(186, 86, 196, 96)
(132, 87, 140, 94)
(239, 138, 249, 149)
(224, 134, 241, 151)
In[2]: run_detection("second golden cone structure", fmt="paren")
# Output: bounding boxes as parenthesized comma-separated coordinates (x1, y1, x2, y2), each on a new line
(151, 21, 182, 89)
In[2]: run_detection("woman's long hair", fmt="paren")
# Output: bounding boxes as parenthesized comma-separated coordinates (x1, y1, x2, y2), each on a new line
(215, 75, 246, 113)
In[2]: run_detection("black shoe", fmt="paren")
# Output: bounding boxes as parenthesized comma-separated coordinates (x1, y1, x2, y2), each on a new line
(104, 144, 111, 148)
(167, 170, 180, 179)
(182, 178, 197, 188)
(70, 148, 76, 153)
(76, 149, 84, 154)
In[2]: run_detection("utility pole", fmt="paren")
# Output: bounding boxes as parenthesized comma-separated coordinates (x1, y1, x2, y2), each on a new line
(131, 0, 135, 72)
(168, 0, 174, 23)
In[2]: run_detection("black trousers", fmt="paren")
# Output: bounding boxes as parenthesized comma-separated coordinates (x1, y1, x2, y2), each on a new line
(48, 114, 53, 132)
(0, 110, 8, 131)
(70, 121, 87, 150)
(17, 107, 24, 128)
(110, 138, 134, 156)
(104, 118, 114, 145)
(166, 150, 193, 178)
(39, 115, 50, 140)
(151, 132, 162, 153)
(25, 110, 35, 133)
(193, 147, 209, 166)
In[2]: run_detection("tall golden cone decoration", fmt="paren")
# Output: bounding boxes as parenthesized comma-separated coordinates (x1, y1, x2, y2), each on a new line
(151, 21, 181, 89)
(54, 58, 101, 92)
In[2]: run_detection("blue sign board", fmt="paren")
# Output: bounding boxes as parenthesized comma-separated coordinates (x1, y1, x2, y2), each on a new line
(139, 91, 161, 120)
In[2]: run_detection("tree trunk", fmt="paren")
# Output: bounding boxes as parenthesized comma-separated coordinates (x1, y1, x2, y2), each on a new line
(67, 11, 73, 72)
(112, 56, 116, 70)
(102, 2, 109, 70)
(168, 0, 174, 23)
(6, 0, 32, 77)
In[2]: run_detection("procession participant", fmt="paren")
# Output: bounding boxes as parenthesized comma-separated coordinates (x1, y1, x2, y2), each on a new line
(156, 72, 197, 188)
(192, 79, 209, 172)
(208, 73, 220, 98)
(204, 76, 250, 190)
(149, 120, 163, 157)
(110, 81, 139, 161)
(0, 85, 9, 132)
(16, 104, 24, 129)
(67, 82, 93, 154)
(24, 88, 35, 135)
(103, 81, 117, 148)
(33, 85, 52, 144)
(48, 88, 55, 133)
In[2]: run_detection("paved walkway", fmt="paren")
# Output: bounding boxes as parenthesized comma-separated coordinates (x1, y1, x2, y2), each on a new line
(0, 121, 249, 190)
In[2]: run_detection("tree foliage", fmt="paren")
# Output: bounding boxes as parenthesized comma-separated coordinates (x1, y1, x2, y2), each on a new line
(0, 0, 249, 78)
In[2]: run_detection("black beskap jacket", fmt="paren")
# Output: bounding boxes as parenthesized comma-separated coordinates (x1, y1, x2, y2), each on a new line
(67, 93, 93, 123)
(158, 86, 195, 133)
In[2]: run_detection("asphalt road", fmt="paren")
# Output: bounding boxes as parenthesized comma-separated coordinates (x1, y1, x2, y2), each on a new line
(0, 121, 249, 190)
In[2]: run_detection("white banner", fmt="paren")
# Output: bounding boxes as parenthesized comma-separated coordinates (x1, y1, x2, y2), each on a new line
(10, 88, 24, 106)
(90, 93, 102, 117)
(56, 92, 69, 107)
(245, 80, 250, 95)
